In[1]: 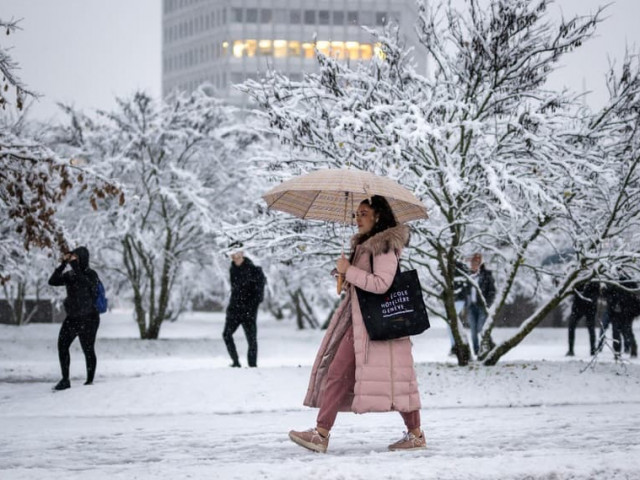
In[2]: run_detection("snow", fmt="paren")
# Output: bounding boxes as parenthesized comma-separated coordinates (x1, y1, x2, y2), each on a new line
(1, 311, 640, 480)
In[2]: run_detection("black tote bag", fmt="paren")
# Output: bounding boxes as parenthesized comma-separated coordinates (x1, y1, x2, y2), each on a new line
(355, 260, 430, 341)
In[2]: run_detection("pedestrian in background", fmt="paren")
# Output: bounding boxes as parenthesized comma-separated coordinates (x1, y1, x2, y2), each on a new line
(223, 245, 266, 368)
(565, 281, 600, 357)
(603, 277, 639, 359)
(464, 253, 496, 356)
(48, 246, 102, 391)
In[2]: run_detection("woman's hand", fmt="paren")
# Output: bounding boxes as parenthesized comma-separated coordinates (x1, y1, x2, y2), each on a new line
(336, 254, 350, 274)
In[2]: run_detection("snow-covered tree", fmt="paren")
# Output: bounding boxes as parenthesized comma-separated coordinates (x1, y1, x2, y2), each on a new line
(52, 88, 264, 339)
(0, 18, 120, 286)
(239, 0, 640, 366)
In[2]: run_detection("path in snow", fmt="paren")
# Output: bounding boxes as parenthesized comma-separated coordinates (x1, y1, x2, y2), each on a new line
(2, 397, 640, 480)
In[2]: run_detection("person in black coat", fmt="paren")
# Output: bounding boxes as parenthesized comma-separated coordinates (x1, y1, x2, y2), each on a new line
(223, 249, 266, 367)
(464, 253, 496, 356)
(603, 277, 639, 358)
(566, 281, 600, 357)
(48, 246, 101, 390)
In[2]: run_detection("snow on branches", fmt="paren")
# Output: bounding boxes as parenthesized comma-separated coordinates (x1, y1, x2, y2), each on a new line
(53, 88, 264, 338)
(240, 0, 640, 365)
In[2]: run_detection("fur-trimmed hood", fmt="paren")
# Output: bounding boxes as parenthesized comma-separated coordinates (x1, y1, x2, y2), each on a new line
(351, 224, 410, 257)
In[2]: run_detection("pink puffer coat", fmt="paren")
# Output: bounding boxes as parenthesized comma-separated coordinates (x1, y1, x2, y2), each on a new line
(303, 224, 422, 413)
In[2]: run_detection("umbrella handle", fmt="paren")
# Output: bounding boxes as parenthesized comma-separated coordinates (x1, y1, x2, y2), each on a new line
(336, 274, 344, 295)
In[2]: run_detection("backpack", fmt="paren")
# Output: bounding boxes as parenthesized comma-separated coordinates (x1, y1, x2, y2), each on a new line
(94, 279, 108, 314)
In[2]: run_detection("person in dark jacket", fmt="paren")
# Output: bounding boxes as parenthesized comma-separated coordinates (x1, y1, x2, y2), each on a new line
(465, 253, 496, 356)
(603, 277, 639, 358)
(48, 246, 101, 390)
(566, 281, 600, 357)
(223, 249, 266, 367)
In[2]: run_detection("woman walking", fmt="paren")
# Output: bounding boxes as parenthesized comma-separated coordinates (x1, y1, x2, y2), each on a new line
(289, 195, 425, 453)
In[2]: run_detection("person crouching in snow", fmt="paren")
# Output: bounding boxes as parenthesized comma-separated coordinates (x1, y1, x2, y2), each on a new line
(289, 195, 425, 453)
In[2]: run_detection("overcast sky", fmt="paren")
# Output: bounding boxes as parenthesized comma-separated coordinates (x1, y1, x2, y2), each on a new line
(2, 0, 639, 121)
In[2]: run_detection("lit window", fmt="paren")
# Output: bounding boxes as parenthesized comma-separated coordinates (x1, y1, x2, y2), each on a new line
(258, 39, 273, 56)
(222, 41, 229, 56)
(302, 42, 315, 59)
(316, 40, 330, 56)
(288, 41, 301, 57)
(245, 40, 257, 57)
(346, 41, 359, 59)
(360, 44, 372, 59)
(273, 39, 287, 58)
(304, 10, 315, 25)
(374, 43, 385, 60)
(330, 41, 346, 59)
(319, 10, 329, 25)
(233, 40, 245, 57)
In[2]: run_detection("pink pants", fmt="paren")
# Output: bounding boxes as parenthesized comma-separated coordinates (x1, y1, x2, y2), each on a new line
(316, 326, 421, 432)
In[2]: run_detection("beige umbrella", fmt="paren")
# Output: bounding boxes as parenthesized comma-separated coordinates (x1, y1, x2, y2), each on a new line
(263, 168, 428, 224)
(262, 168, 428, 293)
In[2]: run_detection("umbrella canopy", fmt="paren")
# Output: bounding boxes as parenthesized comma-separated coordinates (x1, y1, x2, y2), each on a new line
(262, 168, 428, 224)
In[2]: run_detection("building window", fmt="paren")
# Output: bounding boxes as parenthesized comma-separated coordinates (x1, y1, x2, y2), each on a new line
(288, 41, 301, 57)
(360, 44, 372, 59)
(258, 39, 273, 56)
(304, 10, 316, 25)
(246, 40, 257, 57)
(376, 12, 386, 26)
(246, 8, 258, 23)
(260, 9, 272, 24)
(273, 9, 288, 23)
(360, 12, 374, 25)
(290, 10, 302, 24)
(273, 39, 287, 58)
(347, 11, 358, 25)
(302, 42, 314, 59)
(232, 7, 242, 22)
(316, 40, 330, 56)
(318, 10, 329, 25)
(333, 11, 344, 25)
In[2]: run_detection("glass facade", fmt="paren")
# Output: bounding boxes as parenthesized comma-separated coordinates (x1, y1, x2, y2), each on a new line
(162, 0, 419, 101)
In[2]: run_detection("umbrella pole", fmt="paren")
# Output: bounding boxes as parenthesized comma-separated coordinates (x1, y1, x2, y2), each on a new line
(337, 191, 348, 295)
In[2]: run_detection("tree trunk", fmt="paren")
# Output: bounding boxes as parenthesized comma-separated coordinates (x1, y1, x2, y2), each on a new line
(482, 294, 566, 366)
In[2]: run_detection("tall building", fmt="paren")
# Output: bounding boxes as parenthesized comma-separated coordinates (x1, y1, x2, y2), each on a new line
(162, 0, 424, 103)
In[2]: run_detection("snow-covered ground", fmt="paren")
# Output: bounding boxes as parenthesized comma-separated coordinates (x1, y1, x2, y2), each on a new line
(1, 311, 639, 480)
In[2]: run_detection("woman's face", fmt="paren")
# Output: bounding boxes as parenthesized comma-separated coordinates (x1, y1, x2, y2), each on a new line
(355, 203, 377, 235)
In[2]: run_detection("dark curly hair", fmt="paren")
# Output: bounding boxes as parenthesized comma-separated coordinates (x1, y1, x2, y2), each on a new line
(350, 195, 398, 260)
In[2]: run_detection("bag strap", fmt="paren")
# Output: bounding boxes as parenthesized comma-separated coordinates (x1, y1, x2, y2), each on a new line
(368, 251, 401, 275)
